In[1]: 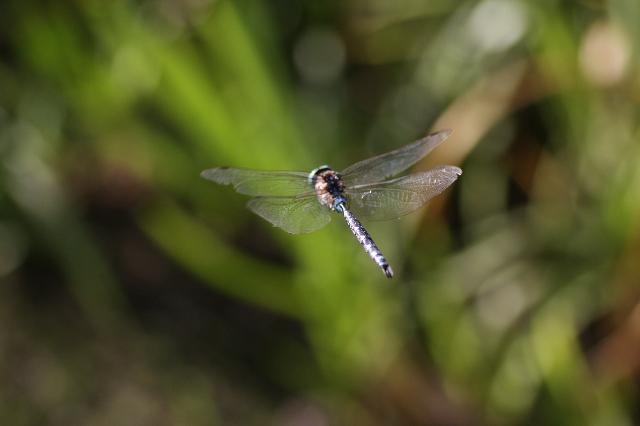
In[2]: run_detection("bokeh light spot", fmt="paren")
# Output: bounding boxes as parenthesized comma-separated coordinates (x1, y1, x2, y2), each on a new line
(468, 0, 528, 53)
(579, 21, 631, 88)
(293, 28, 346, 85)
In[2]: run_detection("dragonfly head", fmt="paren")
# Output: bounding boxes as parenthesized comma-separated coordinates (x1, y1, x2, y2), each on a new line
(308, 165, 332, 187)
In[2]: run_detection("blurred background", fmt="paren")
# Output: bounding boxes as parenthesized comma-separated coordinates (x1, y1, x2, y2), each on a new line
(1, 0, 639, 424)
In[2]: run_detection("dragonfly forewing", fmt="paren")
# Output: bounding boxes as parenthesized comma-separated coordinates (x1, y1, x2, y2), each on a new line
(345, 165, 462, 221)
(341, 129, 452, 187)
(201, 167, 310, 197)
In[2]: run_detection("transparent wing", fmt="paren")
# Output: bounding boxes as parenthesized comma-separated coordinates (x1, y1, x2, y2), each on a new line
(201, 167, 311, 197)
(345, 166, 462, 221)
(341, 129, 452, 186)
(247, 196, 331, 234)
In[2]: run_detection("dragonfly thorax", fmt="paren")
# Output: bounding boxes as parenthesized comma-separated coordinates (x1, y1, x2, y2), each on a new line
(310, 166, 345, 210)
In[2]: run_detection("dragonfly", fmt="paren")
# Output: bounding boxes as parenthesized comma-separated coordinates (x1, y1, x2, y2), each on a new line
(201, 129, 462, 278)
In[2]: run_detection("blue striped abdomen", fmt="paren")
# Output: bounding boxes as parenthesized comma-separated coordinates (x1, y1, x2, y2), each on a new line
(341, 207, 393, 278)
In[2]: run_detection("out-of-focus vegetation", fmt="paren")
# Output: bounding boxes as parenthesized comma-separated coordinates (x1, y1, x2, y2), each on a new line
(1, 0, 639, 424)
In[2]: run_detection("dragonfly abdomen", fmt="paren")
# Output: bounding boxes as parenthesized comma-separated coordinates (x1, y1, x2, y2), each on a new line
(340, 205, 394, 278)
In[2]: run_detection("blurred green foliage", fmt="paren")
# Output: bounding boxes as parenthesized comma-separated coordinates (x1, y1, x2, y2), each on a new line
(1, 0, 640, 424)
